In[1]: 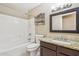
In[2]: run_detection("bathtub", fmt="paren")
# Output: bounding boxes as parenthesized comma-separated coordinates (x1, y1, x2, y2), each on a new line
(0, 42, 32, 56)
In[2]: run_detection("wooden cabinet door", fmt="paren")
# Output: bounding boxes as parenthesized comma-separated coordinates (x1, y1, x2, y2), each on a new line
(57, 46, 79, 56)
(40, 46, 56, 56)
(40, 41, 56, 51)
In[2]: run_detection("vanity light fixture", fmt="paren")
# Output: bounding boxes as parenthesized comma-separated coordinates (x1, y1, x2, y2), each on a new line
(51, 3, 72, 12)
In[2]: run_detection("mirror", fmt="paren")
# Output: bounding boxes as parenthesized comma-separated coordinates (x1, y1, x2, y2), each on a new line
(50, 7, 79, 33)
(52, 12, 76, 30)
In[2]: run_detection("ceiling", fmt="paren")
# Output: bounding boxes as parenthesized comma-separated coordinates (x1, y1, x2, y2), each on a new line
(0, 3, 41, 18)
(0, 3, 40, 13)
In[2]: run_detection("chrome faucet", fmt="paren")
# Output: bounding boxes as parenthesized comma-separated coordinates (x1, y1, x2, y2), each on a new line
(27, 33, 31, 42)
(54, 35, 70, 42)
(55, 35, 64, 40)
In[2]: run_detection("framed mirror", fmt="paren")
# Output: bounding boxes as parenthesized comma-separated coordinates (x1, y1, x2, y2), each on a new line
(50, 7, 79, 33)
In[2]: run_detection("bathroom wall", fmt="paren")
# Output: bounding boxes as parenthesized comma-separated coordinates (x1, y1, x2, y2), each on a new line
(31, 3, 79, 40)
(31, 3, 54, 35)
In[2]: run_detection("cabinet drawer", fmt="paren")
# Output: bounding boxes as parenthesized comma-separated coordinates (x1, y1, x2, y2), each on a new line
(41, 47, 56, 56)
(40, 41, 56, 51)
(57, 46, 79, 56)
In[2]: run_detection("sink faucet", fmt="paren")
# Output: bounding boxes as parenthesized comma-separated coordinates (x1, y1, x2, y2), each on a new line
(55, 35, 63, 40)
(55, 35, 65, 41)
(55, 35, 71, 42)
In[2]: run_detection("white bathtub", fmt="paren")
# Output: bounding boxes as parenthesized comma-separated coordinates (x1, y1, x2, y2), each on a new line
(0, 42, 32, 56)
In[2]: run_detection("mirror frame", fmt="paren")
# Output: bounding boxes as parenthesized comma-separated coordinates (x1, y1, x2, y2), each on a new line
(50, 7, 79, 33)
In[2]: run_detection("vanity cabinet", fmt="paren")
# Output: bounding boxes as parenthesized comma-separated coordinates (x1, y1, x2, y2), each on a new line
(40, 41, 56, 56)
(57, 46, 79, 56)
(40, 46, 56, 56)
(40, 41, 79, 56)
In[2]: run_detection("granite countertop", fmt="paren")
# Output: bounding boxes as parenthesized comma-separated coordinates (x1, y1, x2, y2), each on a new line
(40, 37, 79, 51)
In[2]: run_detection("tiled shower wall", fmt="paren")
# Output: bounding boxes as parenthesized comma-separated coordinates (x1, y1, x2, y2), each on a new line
(0, 13, 29, 48)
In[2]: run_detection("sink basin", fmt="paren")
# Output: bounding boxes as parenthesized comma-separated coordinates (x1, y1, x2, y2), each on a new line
(52, 39, 72, 45)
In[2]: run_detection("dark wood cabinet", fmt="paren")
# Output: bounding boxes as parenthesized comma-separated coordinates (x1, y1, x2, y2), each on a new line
(57, 46, 79, 56)
(40, 41, 79, 56)
(40, 46, 56, 56)
(40, 41, 56, 51)
(40, 41, 57, 56)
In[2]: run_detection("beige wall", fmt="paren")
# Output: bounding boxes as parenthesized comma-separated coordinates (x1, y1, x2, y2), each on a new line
(31, 3, 79, 41)
(35, 25, 46, 34)
(31, 3, 54, 35)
